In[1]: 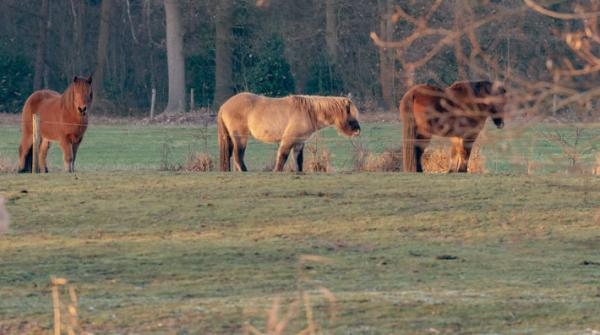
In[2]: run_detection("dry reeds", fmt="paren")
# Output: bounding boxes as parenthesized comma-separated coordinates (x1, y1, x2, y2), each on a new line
(243, 255, 337, 335)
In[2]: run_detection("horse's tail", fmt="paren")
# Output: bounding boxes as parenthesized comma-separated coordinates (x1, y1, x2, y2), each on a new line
(399, 88, 417, 172)
(18, 145, 33, 173)
(18, 96, 35, 173)
(217, 113, 233, 171)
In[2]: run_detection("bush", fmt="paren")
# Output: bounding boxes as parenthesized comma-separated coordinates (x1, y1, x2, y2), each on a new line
(244, 35, 295, 97)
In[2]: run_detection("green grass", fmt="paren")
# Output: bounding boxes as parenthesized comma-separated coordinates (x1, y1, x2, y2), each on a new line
(0, 172, 599, 334)
(1, 120, 598, 173)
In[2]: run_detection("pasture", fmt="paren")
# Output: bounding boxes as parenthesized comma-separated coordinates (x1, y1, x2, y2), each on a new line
(0, 116, 599, 334)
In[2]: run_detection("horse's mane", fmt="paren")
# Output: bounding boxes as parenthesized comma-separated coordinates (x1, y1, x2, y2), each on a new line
(61, 77, 91, 112)
(289, 95, 349, 126)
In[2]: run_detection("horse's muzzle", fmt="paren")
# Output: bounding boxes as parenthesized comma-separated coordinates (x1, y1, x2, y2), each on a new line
(78, 106, 87, 115)
(349, 120, 361, 136)
(493, 118, 504, 129)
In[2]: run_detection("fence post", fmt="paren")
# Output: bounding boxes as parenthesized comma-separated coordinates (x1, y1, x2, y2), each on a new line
(190, 88, 195, 113)
(150, 88, 156, 120)
(32, 113, 40, 173)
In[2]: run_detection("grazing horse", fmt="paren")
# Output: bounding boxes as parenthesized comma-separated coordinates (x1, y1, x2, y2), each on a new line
(217, 92, 361, 172)
(18, 76, 93, 173)
(399, 80, 507, 172)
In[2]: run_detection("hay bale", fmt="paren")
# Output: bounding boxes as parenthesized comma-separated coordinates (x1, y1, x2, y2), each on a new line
(421, 147, 485, 173)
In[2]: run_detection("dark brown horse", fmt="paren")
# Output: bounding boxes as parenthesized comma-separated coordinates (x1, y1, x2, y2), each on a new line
(18, 76, 93, 173)
(218, 92, 361, 172)
(399, 80, 507, 172)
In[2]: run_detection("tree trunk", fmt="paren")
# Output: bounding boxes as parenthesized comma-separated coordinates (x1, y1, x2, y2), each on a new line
(377, 0, 395, 111)
(214, 0, 233, 106)
(94, 0, 112, 97)
(325, 0, 338, 64)
(163, 0, 186, 113)
(33, 0, 49, 91)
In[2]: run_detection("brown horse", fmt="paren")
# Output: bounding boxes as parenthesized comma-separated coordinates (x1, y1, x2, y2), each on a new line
(218, 92, 361, 172)
(399, 80, 507, 172)
(18, 76, 93, 173)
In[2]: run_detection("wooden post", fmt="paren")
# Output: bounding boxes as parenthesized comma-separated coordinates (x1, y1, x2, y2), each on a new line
(32, 114, 40, 173)
(190, 88, 195, 113)
(51, 277, 68, 335)
(150, 88, 156, 120)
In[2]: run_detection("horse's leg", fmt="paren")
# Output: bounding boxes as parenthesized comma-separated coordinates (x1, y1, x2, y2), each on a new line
(71, 139, 82, 172)
(460, 137, 477, 173)
(274, 140, 295, 172)
(292, 143, 304, 172)
(415, 133, 431, 173)
(59, 139, 74, 173)
(39, 139, 51, 173)
(232, 134, 248, 172)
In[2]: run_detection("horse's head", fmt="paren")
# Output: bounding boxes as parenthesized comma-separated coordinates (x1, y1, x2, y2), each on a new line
(71, 76, 93, 116)
(337, 97, 361, 137)
(465, 80, 507, 129)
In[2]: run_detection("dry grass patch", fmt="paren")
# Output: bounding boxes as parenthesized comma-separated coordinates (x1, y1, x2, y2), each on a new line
(362, 148, 403, 172)
(304, 145, 332, 173)
(0, 155, 16, 173)
(183, 152, 214, 172)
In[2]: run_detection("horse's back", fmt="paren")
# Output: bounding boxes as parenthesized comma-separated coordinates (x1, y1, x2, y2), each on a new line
(219, 92, 294, 143)
(22, 90, 60, 116)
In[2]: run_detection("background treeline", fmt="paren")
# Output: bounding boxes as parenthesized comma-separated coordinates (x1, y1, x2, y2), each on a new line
(0, 0, 589, 116)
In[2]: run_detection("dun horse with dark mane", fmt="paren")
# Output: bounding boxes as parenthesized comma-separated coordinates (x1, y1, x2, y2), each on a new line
(218, 92, 361, 172)
(18, 76, 93, 173)
(399, 80, 507, 172)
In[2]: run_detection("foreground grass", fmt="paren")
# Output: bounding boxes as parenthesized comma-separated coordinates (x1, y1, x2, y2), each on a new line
(0, 172, 599, 334)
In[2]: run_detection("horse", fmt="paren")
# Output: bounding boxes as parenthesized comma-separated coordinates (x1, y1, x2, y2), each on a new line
(18, 76, 93, 173)
(217, 92, 361, 172)
(399, 80, 507, 173)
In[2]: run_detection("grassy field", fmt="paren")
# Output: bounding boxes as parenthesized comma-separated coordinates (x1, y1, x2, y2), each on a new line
(0, 117, 599, 334)
(0, 172, 599, 334)
(0, 117, 598, 173)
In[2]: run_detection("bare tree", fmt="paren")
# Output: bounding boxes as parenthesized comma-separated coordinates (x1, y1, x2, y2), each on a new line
(325, 0, 338, 64)
(214, 0, 233, 106)
(94, 0, 112, 98)
(33, 0, 49, 91)
(163, 0, 186, 113)
(376, 0, 396, 110)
